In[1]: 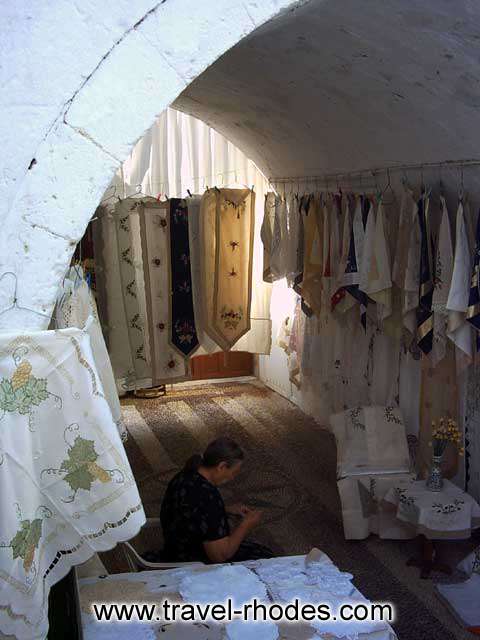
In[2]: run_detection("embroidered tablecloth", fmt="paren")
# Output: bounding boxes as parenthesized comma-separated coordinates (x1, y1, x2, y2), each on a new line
(383, 479, 480, 539)
(79, 550, 397, 640)
(0, 325, 145, 639)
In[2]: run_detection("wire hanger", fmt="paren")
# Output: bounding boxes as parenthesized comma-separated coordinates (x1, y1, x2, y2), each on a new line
(382, 168, 396, 205)
(131, 184, 150, 199)
(100, 184, 122, 205)
(0, 272, 56, 325)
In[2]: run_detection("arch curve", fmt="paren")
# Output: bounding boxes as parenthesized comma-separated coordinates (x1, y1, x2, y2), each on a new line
(0, 0, 305, 329)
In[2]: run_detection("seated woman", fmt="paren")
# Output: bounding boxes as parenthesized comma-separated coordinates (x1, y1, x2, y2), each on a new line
(159, 437, 274, 564)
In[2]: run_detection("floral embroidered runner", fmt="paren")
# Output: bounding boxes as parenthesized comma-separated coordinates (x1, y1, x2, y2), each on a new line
(114, 200, 153, 385)
(0, 324, 144, 640)
(212, 188, 255, 350)
(138, 201, 189, 383)
(168, 198, 199, 358)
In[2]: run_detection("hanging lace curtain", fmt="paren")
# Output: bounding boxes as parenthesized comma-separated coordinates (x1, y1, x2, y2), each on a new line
(106, 108, 272, 360)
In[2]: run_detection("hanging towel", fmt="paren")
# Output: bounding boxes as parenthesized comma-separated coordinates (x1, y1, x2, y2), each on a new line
(393, 187, 415, 289)
(466, 209, 480, 350)
(403, 197, 421, 337)
(301, 195, 324, 315)
(357, 196, 374, 329)
(328, 193, 342, 295)
(260, 192, 276, 283)
(365, 199, 392, 320)
(432, 195, 454, 366)
(340, 196, 368, 321)
(269, 195, 288, 281)
(285, 193, 304, 288)
(331, 195, 353, 312)
(416, 192, 435, 354)
(447, 201, 473, 358)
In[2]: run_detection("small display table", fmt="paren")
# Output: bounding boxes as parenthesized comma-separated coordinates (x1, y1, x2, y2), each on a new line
(383, 479, 480, 578)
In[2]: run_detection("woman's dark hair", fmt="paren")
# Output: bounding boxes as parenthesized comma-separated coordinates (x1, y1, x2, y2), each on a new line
(184, 437, 244, 473)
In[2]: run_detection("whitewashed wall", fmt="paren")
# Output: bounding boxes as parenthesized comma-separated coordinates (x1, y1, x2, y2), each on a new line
(0, 0, 302, 331)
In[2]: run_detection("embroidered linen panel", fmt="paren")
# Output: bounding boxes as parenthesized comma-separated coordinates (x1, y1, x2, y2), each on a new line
(261, 192, 276, 282)
(187, 195, 219, 354)
(447, 201, 473, 358)
(416, 194, 434, 354)
(168, 198, 199, 358)
(93, 202, 152, 392)
(199, 189, 255, 351)
(431, 196, 454, 366)
(301, 195, 324, 315)
(138, 201, 189, 384)
(0, 326, 144, 640)
(213, 188, 255, 350)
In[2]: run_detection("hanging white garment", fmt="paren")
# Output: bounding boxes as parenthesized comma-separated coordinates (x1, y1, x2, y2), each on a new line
(365, 200, 392, 321)
(336, 196, 351, 286)
(269, 195, 288, 281)
(447, 201, 473, 358)
(321, 197, 332, 300)
(403, 198, 421, 336)
(0, 324, 144, 640)
(285, 193, 303, 287)
(431, 196, 454, 366)
(392, 188, 415, 290)
(56, 276, 125, 440)
(359, 199, 375, 296)
(352, 197, 366, 280)
(260, 193, 276, 283)
(331, 197, 353, 313)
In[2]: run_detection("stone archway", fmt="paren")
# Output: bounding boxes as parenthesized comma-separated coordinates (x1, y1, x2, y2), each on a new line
(0, 0, 305, 330)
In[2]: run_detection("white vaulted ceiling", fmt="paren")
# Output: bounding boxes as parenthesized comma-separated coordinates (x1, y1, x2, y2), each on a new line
(174, 0, 480, 179)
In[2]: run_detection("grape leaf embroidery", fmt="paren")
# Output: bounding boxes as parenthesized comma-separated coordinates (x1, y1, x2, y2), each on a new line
(42, 429, 124, 502)
(0, 354, 61, 431)
(10, 519, 43, 573)
(0, 505, 52, 578)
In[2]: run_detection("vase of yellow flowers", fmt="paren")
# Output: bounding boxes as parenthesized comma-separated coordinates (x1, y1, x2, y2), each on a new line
(427, 418, 464, 492)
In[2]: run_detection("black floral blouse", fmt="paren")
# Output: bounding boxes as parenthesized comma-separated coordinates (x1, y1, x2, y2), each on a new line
(160, 470, 230, 562)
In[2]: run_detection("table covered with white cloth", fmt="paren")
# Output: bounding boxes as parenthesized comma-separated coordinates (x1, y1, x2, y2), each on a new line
(383, 479, 480, 539)
(79, 550, 397, 640)
(0, 324, 145, 640)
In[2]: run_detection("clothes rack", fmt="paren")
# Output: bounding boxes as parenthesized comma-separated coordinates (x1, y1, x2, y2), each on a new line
(270, 158, 480, 194)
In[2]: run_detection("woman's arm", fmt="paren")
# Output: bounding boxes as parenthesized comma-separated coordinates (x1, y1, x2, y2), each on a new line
(203, 510, 262, 563)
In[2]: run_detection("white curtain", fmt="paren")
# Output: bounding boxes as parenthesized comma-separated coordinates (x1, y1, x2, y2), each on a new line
(106, 108, 272, 357)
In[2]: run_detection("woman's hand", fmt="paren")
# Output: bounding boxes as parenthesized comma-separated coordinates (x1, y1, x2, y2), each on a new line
(226, 503, 252, 516)
(242, 509, 263, 529)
